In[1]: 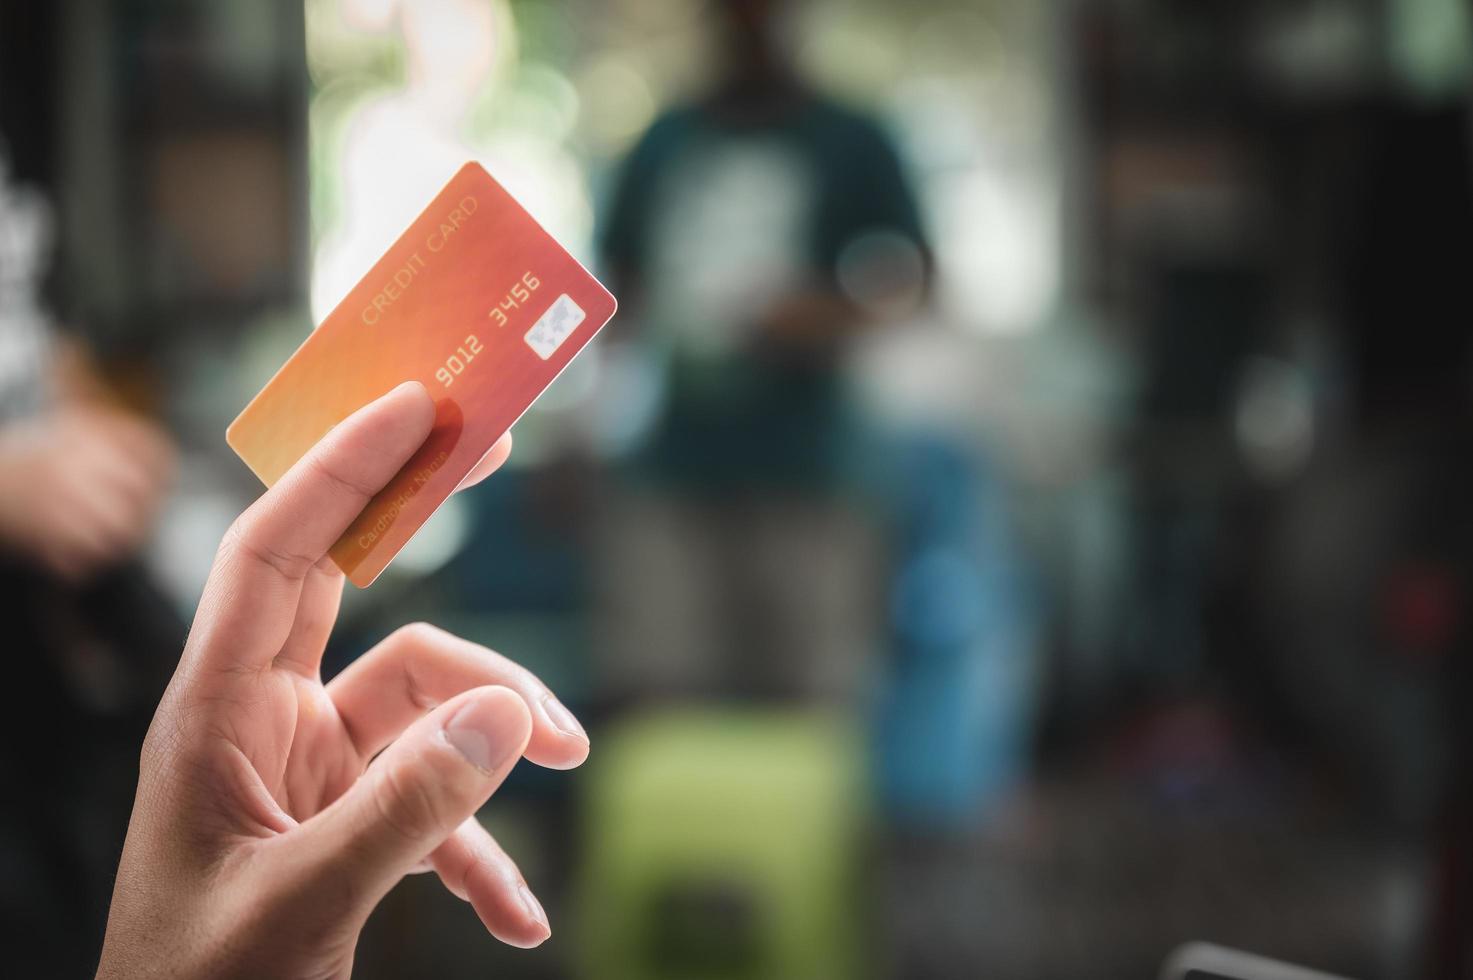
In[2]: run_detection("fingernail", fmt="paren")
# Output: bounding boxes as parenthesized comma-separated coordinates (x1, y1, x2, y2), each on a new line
(540, 694, 588, 742)
(445, 696, 526, 773)
(391, 379, 429, 399)
(518, 882, 550, 937)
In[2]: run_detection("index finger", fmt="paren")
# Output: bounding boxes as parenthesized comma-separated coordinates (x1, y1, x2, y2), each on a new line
(186, 381, 435, 676)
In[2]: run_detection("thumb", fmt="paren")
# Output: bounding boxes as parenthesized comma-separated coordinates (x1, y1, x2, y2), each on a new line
(285, 686, 532, 919)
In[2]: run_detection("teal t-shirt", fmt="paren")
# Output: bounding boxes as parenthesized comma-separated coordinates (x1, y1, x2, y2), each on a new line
(600, 94, 926, 495)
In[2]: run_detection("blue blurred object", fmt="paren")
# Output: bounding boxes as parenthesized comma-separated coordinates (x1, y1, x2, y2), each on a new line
(873, 432, 1038, 827)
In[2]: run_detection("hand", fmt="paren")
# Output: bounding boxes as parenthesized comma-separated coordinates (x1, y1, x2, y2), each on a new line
(0, 406, 175, 581)
(750, 288, 859, 361)
(97, 382, 589, 979)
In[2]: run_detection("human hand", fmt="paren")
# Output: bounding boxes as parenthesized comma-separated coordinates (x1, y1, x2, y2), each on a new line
(97, 382, 589, 979)
(750, 288, 859, 361)
(0, 406, 175, 581)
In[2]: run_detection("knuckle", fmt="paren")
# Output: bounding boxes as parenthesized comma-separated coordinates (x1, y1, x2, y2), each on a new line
(400, 659, 438, 714)
(219, 515, 251, 560)
(370, 761, 450, 845)
(306, 451, 380, 502)
(391, 621, 445, 649)
(441, 840, 479, 897)
(220, 514, 314, 581)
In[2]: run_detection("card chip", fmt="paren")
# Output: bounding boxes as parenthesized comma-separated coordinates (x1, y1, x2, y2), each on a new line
(524, 294, 586, 360)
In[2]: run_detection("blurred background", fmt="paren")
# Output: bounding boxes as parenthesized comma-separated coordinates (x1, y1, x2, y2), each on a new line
(2, 0, 1472, 977)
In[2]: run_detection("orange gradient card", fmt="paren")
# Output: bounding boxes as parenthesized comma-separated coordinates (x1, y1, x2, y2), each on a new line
(227, 162, 616, 587)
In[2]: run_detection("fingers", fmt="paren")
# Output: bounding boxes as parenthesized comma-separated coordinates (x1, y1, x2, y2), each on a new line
(274, 433, 510, 678)
(283, 686, 532, 919)
(189, 382, 435, 676)
(456, 432, 512, 491)
(99, 411, 176, 478)
(430, 819, 550, 948)
(66, 457, 148, 549)
(272, 557, 346, 676)
(40, 418, 173, 580)
(327, 622, 589, 771)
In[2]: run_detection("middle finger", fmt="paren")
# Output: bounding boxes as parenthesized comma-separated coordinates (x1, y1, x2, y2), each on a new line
(326, 623, 589, 770)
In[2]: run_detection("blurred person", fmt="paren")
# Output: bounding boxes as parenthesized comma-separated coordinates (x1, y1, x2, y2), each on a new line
(0, 149, 175, 582)
(596, 0, 929, 702)
(95, 384, 589, 977)
(0, 142, 185, 975)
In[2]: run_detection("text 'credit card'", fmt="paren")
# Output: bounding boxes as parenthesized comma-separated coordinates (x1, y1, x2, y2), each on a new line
(227, 162, 617, 586)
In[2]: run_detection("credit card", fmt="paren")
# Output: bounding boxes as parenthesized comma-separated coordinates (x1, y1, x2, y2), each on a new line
(227, 162, 616, 587)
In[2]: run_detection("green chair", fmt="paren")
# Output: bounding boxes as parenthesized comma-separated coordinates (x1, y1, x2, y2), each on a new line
(577, 708, 867, 980)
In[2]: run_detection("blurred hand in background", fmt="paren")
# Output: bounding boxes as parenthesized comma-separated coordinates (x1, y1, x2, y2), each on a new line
(750, 288, 861, 361)
(0, 403, 173, 582)
(0, 147, 177, 584)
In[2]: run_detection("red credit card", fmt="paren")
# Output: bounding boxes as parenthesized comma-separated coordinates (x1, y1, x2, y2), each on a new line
(227, 162, 616, 586)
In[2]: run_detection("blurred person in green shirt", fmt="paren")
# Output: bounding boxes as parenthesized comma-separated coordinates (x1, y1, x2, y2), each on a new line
(596, 0, 929, 702)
